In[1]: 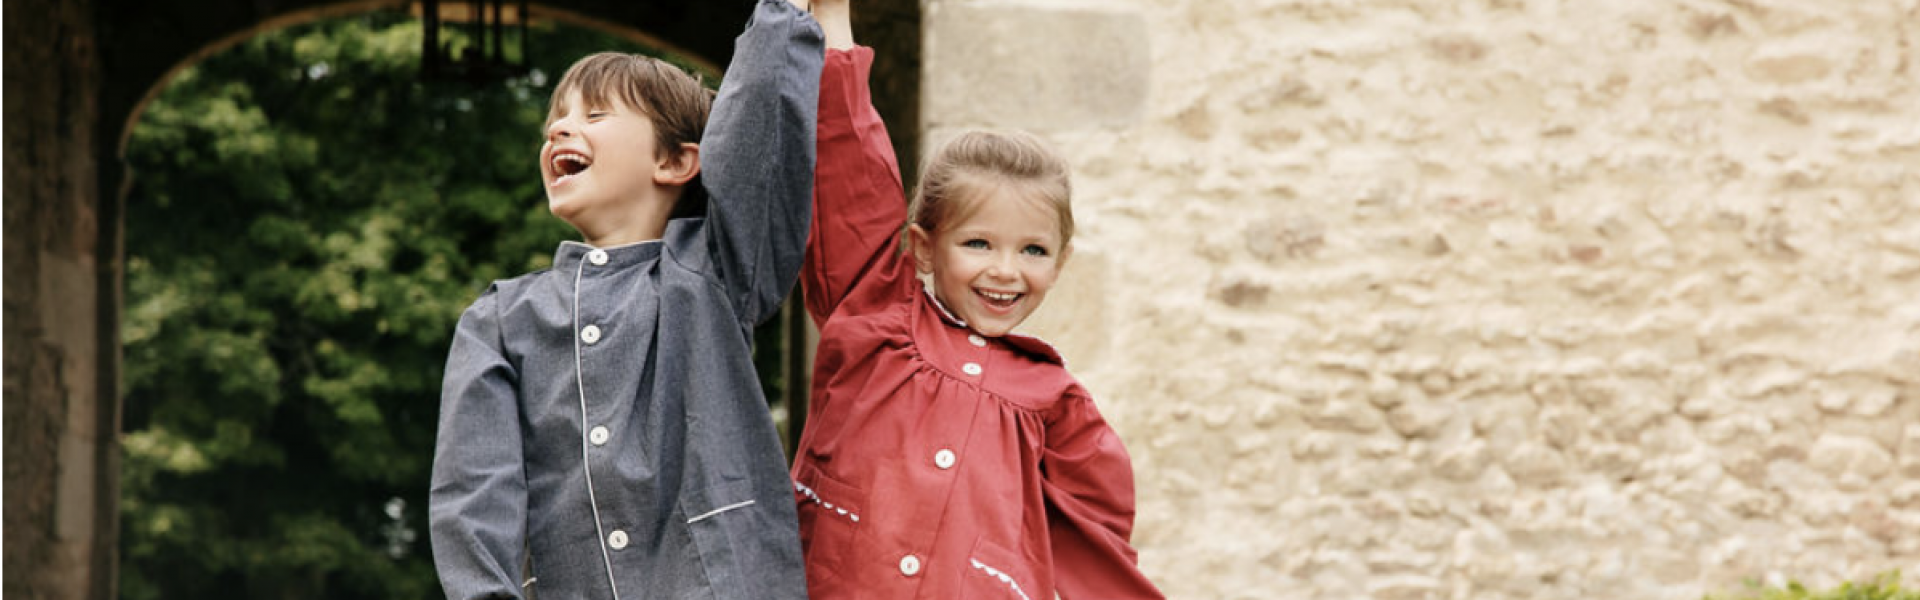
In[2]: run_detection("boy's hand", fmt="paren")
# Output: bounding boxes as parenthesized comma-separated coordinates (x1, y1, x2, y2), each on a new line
(813, 0, 853, 50)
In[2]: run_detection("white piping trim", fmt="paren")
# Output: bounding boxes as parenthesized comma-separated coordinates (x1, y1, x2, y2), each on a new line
(687, 500, 757, 524)
(792, 480, 860, 523)
(521, 577, 537, 589)
(924, 285, 968, 327)
(572, 255, 621, 600)
(968, 557, 1034, 600)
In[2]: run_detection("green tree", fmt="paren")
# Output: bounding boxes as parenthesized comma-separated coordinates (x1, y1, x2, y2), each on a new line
(119, 13, 739, 599)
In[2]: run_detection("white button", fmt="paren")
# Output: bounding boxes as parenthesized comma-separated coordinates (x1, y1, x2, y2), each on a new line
(608, 530, 628, 549)
(968, 334, 987, 347)
(587, 249, 609, 265)
(581, 325, 602, 344)
(934, 449, 956, 470)
(898, 554, 921, 576)
(961, 362, 982, 376)
(589, 426, 610, 446)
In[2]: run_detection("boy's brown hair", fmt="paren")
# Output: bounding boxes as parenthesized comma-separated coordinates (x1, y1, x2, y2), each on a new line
(547, 52, 715, 215)
(547, 52, 713, 158)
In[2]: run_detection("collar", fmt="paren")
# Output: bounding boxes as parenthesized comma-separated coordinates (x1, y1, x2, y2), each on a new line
(925, 284, 968, 328)
(920, 285, 1066, 365)
(552, 239, 663, 271)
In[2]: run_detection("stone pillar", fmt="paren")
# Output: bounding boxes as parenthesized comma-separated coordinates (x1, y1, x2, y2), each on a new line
(4, 0, 118, 598)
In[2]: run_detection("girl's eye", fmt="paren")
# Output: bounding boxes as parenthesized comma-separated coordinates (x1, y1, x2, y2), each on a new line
(587, 112, 609, 120)
(1023, 244, 1050, 257)
(962, 239, 989, 250)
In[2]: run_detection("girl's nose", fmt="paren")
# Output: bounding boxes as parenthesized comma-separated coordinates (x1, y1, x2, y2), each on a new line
(985, 253, 1017, 279)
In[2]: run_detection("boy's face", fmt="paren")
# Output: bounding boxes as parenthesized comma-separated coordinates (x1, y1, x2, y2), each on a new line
(909, 191, 1071, 338)
(541, 89, 665, 228)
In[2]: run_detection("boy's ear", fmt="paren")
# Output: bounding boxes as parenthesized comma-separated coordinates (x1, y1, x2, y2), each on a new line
(1057, 242, 1073, 269)
(907, 224, 935, 274)
(653, 142, 701, 186)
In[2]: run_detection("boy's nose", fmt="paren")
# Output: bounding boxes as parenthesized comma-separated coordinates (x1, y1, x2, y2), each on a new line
(546, 120, 576, 140)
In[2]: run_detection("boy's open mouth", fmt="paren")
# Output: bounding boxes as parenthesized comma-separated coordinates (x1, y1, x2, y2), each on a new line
(551, 151, 592, 184)
(977, 289, 1022, 310)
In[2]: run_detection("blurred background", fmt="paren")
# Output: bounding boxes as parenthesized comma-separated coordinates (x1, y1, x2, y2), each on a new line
(6, 0, 1918, 599)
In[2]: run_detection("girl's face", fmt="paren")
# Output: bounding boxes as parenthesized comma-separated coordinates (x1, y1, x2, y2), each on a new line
(909, 190, 1070, 338)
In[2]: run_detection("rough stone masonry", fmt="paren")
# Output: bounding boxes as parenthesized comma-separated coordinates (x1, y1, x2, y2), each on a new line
(924, 0, 1920, 598)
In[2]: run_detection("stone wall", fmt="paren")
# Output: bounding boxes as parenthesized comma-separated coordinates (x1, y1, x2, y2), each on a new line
(4, 0, 113, 598)
(923, 0, 1920, 598)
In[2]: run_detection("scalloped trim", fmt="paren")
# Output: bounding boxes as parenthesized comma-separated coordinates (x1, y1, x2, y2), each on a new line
(793, 480, 860, 523)
(968, 557, 1033, 600)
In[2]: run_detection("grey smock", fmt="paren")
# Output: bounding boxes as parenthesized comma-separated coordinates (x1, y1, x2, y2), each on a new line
(428, 2, 822, 598)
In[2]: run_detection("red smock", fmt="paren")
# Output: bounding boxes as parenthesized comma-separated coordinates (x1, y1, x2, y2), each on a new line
(791, 46, 1165, 600)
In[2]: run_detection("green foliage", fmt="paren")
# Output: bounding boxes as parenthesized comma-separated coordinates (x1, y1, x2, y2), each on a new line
(1707, 573, 1919, 600)
(119, 12, 731, 599)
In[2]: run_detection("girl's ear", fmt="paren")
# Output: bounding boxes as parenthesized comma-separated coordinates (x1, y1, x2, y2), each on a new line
(653, 142, 701, 186)
(907, 224, 935, 274)
(1057, 242, 1073, 270)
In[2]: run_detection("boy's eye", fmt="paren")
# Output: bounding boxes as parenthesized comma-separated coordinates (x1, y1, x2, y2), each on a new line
(961, 239, 989, 250)
(587, 112, 609, 120)
(1022, 244, 1050, 257)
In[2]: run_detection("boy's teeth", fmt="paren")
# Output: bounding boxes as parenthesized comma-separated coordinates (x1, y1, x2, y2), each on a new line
(551, 153, 591, 173)
(981, 291, 1018, 301)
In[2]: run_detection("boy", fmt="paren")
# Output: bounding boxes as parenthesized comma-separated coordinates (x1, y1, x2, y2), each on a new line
(429, 1, 822, 599)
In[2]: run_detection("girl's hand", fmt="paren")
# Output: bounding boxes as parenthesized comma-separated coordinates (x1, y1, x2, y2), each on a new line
(813, 0, 853, 50)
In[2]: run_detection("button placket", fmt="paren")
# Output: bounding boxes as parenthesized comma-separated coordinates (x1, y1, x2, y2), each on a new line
(933, 449, 957, 470)
(898, 554, 922, 576)
(587, 249, 609, 265)
(608, 530, 628, 549)
(968, 334, 987, 347)
(961, 362, 982, 376)
(589, 426, 610, 446)
(581, 324, 602, 344)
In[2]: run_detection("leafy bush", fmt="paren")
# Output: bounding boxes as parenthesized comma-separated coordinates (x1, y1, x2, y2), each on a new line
(1708, 573, 1918, 600)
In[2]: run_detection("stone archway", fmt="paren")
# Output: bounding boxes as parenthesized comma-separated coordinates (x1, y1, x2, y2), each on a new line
(2, 1, 920, 598)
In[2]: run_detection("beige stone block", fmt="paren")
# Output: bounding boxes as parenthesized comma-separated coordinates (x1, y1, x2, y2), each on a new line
(923, 4, 1147, 131)
(1017, 244, 1111, 368)
(1368, 574, 1443, 600)
(1434, 440, 1490, 482)
(1387, 403, 1450, 440)
(1304, 399, 1384, 434)
(1807, 433, 1894, 482)
(1502, 442, 1569, 485)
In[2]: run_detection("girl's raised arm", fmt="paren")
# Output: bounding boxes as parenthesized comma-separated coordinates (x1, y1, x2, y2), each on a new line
(802, 37, 910, 324)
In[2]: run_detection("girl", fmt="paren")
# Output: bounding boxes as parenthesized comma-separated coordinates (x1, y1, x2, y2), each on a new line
(789, 2, 1163, 598)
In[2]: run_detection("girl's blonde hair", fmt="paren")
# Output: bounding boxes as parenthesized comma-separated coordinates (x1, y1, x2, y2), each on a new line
(908, 130, 1075, 246)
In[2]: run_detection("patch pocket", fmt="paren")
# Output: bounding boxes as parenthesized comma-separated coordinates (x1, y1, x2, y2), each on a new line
(684, 478, 763, 588)
(794, 464, 866, 583)
(962, 537, 1040, 600)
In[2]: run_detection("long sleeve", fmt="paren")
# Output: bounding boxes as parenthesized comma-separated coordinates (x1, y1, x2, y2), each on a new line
(430, 288, 528, 600)
(699, 0, 826, 327)
(1042, 394, 1165, 600)
(803, 46, 910, 325)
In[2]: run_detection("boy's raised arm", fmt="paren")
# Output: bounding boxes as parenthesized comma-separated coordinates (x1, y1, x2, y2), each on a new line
(699, 0, 825, 327)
